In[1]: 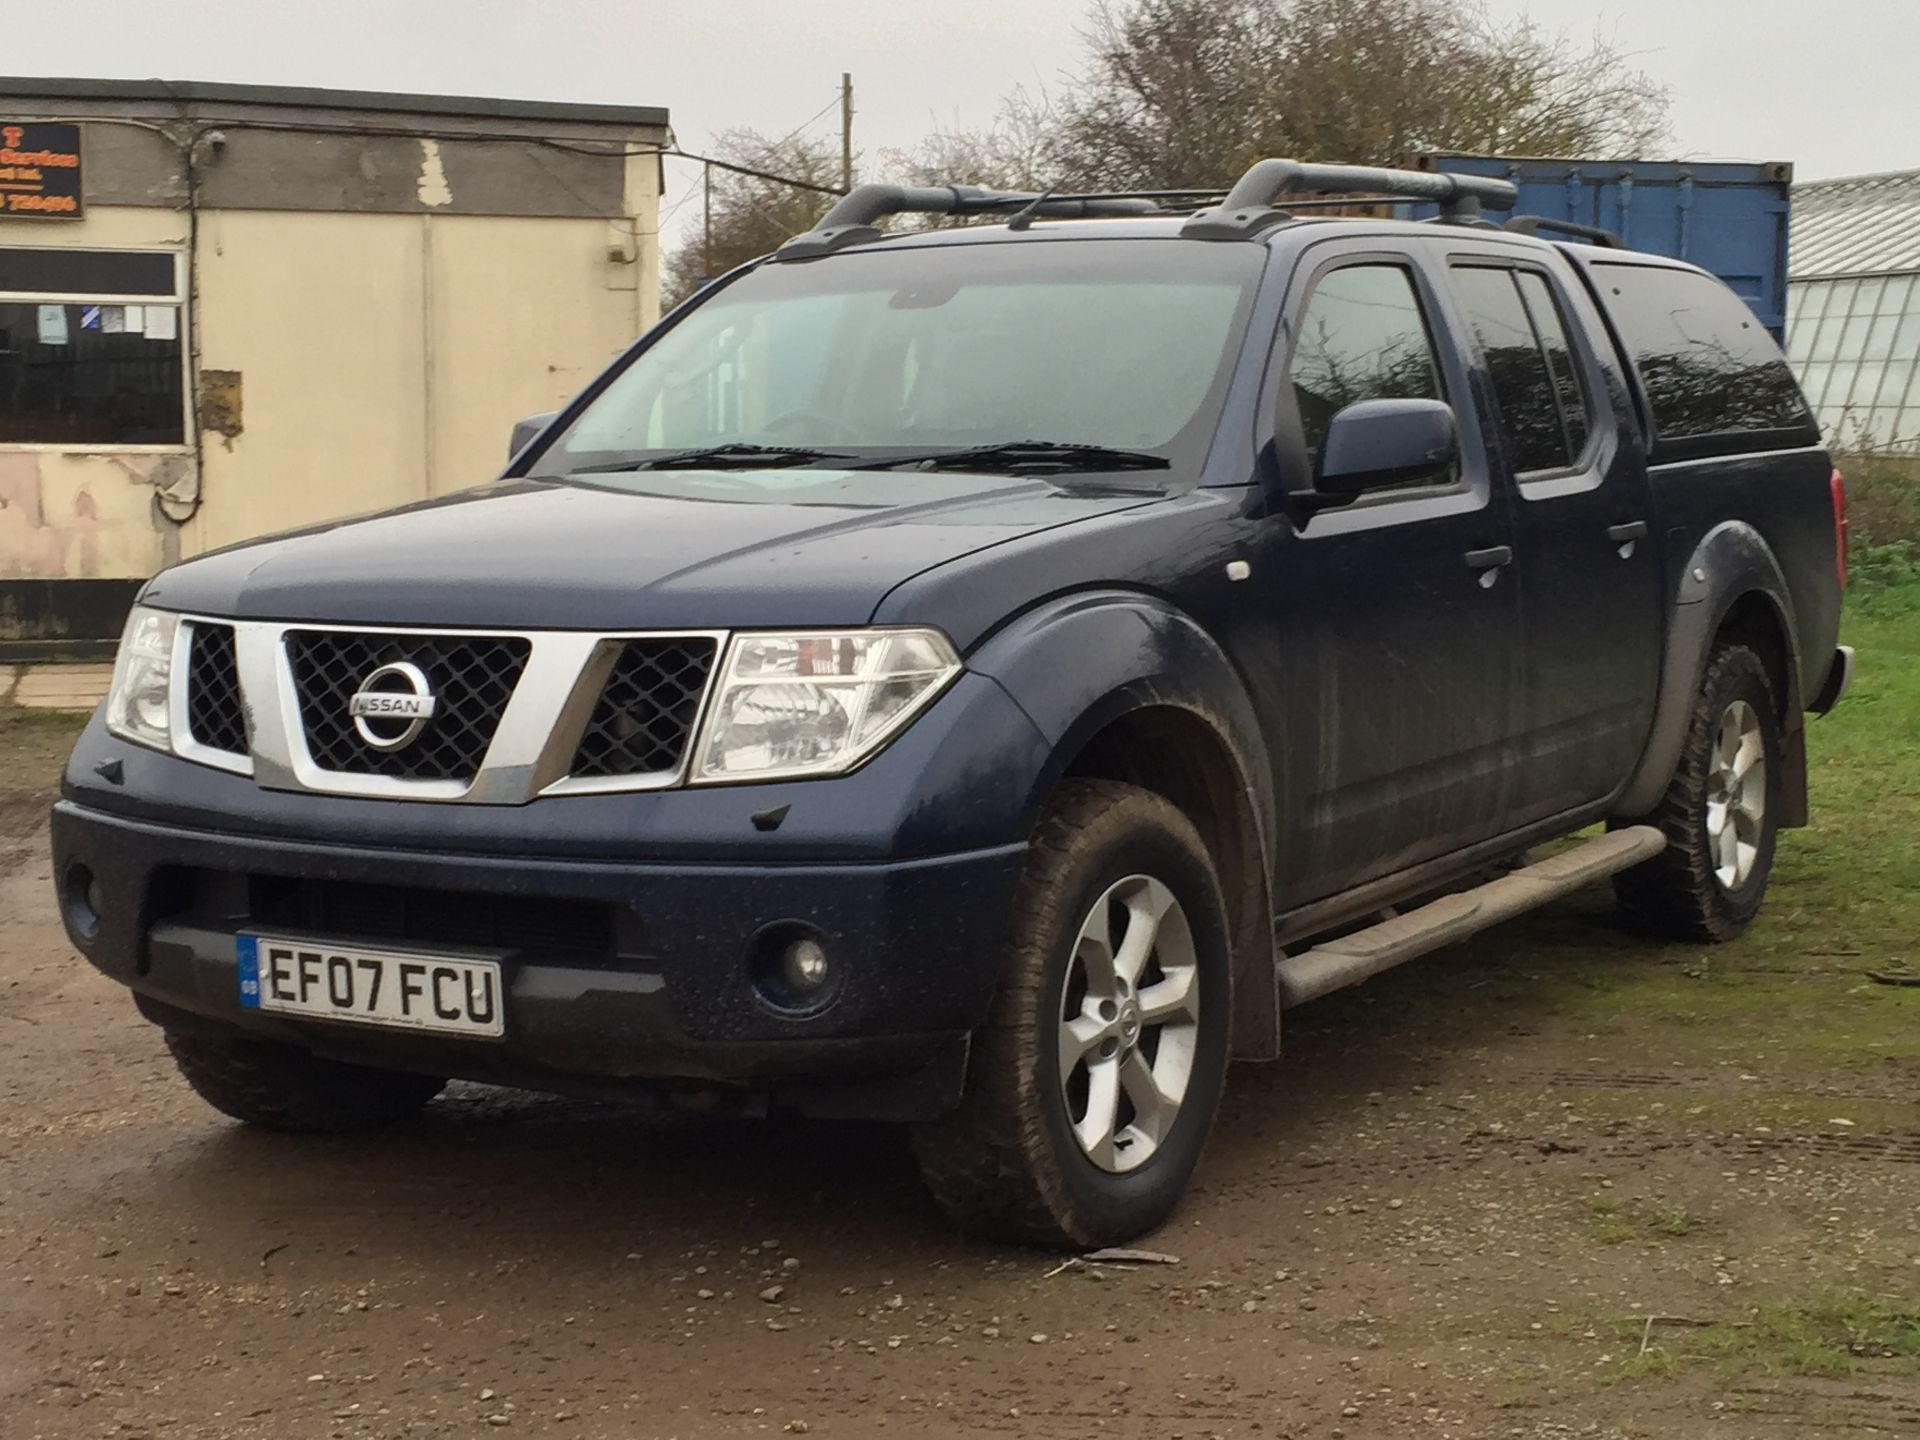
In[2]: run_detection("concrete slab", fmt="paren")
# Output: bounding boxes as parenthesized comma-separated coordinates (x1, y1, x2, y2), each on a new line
(10, 663, 114, 711)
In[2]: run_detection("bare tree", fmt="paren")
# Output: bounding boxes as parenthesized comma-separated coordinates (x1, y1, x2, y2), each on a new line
(881, 88, 1062, 197)
(1044, 0, 1669, 191)
(662, 130, 845, 308)
(1275, 1, 1669, 160)
(1440, 15, 1671, 157)
(1054, 0, 1286, 189)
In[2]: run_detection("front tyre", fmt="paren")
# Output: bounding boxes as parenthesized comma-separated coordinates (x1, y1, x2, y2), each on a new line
(912, 779, 1232, 1247)
(165, 1029, 446, 1133)
(1614, 642, 1783, 942)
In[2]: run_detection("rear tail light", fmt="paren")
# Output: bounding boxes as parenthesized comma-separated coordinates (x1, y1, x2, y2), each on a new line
(1830, 467, 1849, 589)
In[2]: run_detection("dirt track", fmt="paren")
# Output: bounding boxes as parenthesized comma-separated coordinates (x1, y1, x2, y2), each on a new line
(4, 711, 1918, 1440)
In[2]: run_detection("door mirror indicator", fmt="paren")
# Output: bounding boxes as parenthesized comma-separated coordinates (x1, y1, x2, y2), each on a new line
(1313, 398, 1458, 499)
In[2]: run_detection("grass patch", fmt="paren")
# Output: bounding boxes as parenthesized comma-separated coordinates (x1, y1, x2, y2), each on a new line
(1651, 1208, 1702, 1237)
(1613, 1349, 1678, 1381)
(1840, 450, 1920, 551)
(1580, 1196, 1709, 1246)
(0, 704, 91, 737)
(1616, 1293, 1920, 1380)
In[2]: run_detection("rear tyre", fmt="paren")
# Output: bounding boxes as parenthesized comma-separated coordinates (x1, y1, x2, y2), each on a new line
(165, 1029, 446, 1133)
(1613, 643, 1783, 942)
(912, 779, 1232, 1247)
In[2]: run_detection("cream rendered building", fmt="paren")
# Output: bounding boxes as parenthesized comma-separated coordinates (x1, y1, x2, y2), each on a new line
(0, 79, 669, 653)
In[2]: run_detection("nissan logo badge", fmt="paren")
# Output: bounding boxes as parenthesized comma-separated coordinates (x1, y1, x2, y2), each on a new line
(347, 660, 438, 751)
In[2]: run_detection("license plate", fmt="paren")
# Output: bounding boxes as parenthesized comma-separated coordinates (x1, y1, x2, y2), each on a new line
(237, 936, 505, 1038)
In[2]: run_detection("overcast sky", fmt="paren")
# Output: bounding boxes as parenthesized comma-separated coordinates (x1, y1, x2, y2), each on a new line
(13, 0, 1918, 246)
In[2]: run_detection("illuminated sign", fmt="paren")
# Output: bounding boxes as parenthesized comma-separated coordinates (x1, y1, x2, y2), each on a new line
(0, 123, 83, 219)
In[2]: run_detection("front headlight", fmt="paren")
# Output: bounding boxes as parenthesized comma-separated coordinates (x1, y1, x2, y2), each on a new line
(692, 628, 961, 783)
(104, 605, 179, 752)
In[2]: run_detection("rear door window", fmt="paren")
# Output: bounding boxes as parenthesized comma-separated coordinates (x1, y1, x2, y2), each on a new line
(1591, 263, 1816, 454)
(1515, 271, 1592, 461)
(1450, 266, 1572, 473)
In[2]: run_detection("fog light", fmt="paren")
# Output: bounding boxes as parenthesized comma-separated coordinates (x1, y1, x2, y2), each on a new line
(782, 937, 831, 992)
(62, 862, 101, 941)
(747, 924, 841, 1015)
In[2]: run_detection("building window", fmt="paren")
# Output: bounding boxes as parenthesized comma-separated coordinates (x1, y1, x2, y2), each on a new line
(0, 246, 186, 446)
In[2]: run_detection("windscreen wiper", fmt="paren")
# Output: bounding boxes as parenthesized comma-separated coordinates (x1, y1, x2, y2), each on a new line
(847, 441, 1171, 475)
(567, 443, 855, 475)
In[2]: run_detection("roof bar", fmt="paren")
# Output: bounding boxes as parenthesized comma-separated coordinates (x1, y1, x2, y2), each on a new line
(1502, 215, 1626, 249)
(1181, 159, 1520, 239)
(777, 183, 1161, 260)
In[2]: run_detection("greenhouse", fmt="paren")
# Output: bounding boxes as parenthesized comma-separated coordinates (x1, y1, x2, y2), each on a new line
(1787, 168, 1920, 452)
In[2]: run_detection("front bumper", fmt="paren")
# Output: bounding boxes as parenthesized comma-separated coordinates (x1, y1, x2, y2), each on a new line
(52, 800, 1027, 1120)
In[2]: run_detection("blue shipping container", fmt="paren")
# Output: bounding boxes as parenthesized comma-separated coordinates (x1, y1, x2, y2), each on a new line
(1402, 153, 1794, 340)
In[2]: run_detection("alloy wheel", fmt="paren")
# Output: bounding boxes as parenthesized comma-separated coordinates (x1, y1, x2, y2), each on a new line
(1704, 699, 1767, 890)
(1056, 875, 1201, 1173)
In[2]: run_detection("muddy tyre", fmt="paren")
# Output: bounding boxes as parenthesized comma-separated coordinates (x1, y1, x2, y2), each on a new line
(165, 1030, 446, 1133)
(1614, 643, 1783, 942)
(912, 779, 1232, 1247)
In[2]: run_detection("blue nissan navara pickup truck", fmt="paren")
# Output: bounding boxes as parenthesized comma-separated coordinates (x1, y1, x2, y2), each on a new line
(52, 161, 1851, 1246)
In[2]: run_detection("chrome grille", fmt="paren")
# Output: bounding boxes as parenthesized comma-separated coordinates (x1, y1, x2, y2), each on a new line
(286, 630, 531, 782)
(570, 637, 718, 779)
(184, 623, 247, 756)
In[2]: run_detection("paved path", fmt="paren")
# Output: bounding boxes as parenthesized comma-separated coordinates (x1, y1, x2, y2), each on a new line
(0, 662, 112, 711)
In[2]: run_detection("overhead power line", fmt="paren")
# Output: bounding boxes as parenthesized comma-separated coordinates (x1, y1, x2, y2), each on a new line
(674, 149, 845, 196)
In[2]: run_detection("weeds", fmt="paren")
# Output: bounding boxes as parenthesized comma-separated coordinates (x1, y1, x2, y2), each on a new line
(1838, 450, 1920, 608)
(1617, 1293, 1920, 1380)
(1582, 1197, 1708, 1245)
(1652, 1208, 1701, 1237)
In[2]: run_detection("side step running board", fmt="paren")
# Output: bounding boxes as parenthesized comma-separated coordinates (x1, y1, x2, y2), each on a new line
(1275, 826, 1666, 1008)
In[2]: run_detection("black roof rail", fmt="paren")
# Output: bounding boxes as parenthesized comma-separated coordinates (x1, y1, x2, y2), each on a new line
(1181, 159, 1519, 240)
(1502, 215, 1626, 249)
(776, 183, 1163, 260)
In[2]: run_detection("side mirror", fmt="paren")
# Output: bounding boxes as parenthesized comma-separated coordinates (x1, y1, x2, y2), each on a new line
(1313, 398, 1458, 499)
(508, 411, 559, 463)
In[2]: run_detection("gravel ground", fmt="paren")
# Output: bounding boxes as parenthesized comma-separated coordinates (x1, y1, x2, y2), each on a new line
(4, 709, 1917, 1440)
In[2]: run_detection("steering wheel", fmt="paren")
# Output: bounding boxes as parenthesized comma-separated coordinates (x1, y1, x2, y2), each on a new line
(758, 409, 862, 446)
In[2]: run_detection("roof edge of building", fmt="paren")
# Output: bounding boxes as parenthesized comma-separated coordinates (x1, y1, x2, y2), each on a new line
(1794, 165, 1920, 196)
(0, 76, 668, 130)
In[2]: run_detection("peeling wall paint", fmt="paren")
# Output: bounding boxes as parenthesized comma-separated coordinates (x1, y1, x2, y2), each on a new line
(199, 371, 244, 439)
(0, 451, 171, 581)
(416, 138, 453, 208)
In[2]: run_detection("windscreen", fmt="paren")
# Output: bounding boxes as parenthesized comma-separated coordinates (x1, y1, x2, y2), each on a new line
(530, 239, 1264, 476)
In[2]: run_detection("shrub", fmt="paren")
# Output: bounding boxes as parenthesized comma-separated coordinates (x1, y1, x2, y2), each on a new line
(1838, 450, 1920, 550)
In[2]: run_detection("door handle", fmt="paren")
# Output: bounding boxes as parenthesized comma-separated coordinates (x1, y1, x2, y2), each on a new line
(1607, 521, 1648, 542)
(1464, 545, 1513, 588)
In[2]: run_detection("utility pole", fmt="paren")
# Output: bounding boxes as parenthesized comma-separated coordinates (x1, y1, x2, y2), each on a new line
(840, 72, 854, 195)
(702, 161, 713, 280)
